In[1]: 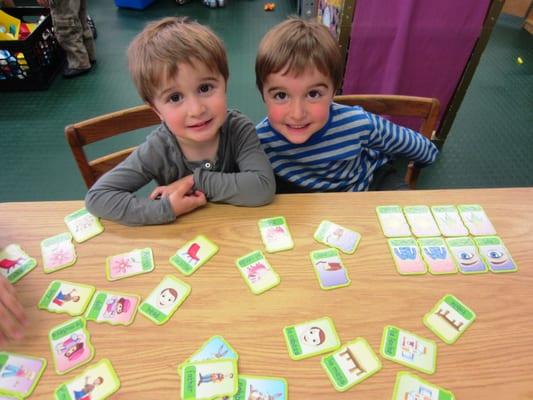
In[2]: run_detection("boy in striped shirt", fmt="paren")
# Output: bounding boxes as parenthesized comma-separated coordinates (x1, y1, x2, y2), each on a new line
(255, 18, 438, 193)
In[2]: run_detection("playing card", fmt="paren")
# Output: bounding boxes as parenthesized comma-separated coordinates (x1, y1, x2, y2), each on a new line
(424, 294, 476, 344)
(85, 290, 140, 326)
(446, 237, 487, 274)
(170, 236, 218, 276)
(235, 250, 280, 295)
(233, 375, 288, 400)
(105, 247, 155, 281)
(392, 371, 455, 400)
(457, 204, 496, 236)
(376, 206, 411, 237)
(313, 220, 361, 254)
(0, 244, 37, 284)
(473, 236, 517, 273)
(418, 237, 457, 274)
(430, 205, 468, 237)
(139, 275, 191, 325)
(64, 208, 104, 243)
(0, 352, 46, 399)
(49, 317, 94, 375)
(38, 280, 95, 316)
(309, 248, 351, 290)
(283, 317, 341, 360)
(403, 206, 440, 237)
(41, 233, 77, 273)
(180, 359, 238, 400)
(258, 216, 294, 253)
(388, 238, 427, 275)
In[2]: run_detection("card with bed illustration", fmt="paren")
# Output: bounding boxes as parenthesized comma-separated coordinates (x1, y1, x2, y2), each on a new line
(283, 317, 341, 361)
(417, 237, 457, 275)
(54, 359, 120, 400)
(446, 237, 488, 274)
(105, 247, 155, 281)
(376, 205, 411, 237)
(457, 204, 497, 236)
(309, 248, 351, 290)
(388, 238, 427, 275)
(392, 371, 455, 400)
(235, 250, 280, 295)
(233, 375, 288, 400)
(170, 235, 218, 276)
(178, 335, 238, 377)
(403, 206, 440, 237)
(38, 280, 95, 316)
(49, 317, 94, 375)
(0, 352, 47, 399)
(258, 216, 294, 253)
(85, 290, 140, 326)
(41, 233, 77, 273)
(139, 275, 191, 325)
(180, 359, 238, 400)
(430, 205, 468, 237)
(423, 294, 476, 344)
(380, 325, 436, 374)
(313, 220, 361, 254)
(64, 208, 104, 243)
(0, 244, 37, 284)
(473, 236, 518, 273)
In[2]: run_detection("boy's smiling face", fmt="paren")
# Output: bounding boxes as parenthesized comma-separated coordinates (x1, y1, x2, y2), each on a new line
(262, 67, 335, 144)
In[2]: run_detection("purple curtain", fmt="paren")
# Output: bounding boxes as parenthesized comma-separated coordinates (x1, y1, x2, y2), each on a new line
(342, 0, 491, 130)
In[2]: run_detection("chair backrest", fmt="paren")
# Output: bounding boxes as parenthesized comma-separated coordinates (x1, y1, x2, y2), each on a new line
(65, 104, 160, 188)
(333, 94, 440, 188)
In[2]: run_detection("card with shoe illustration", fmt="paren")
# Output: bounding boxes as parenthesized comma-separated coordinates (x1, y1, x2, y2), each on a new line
(309, 248, 351, 290)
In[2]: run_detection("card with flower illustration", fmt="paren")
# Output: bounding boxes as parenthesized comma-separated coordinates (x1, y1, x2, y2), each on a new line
(105, 247, 154, 281)
(473, 236, 518, 273)
(235, 250, 280, 295)
(64, 208, 104, 243)
(180, 359, 238, 400)
(457, 204, 497, 236)
(376, 206, 411, 237)
(403, 206, 440, 237)
(314, 220, 361, 254)
(310, 248, 351, 290)
(0, 352, 46, 399)
(170, 236, 218, 276)
(54, 359, 120, 400)
(418, 237, 457, 275)
(139, 275, 191, 325)
(430, 205, 468, 237)
(0, 244, 37, 284)
(283, 317, 340, 361)
(49, 317, 94, 375)
(392, 371, 455, 400)
(38, 280, 95, 316)
(85, 290, 140, 326)
(446, 237, 488, 274)
(388, 238, 427, 275)
(258, 216, 294, 253)
(233, 375, 288, 400)
(41, 233, 77, 273)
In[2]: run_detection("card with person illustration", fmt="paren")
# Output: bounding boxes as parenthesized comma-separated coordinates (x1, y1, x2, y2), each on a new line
(457, 204, 497, 236)
(423, 294, 476, 345)
(430, 205, 468, 237)
(180, 359, 238, 400)
(49, 317, 94, 375)
(41, 232, 77, 273)
(233, 375, 288, 400)
(376, 205, 411, 237)
(105, 247, 155, 281)
(388, 238, 427, 275)
(473, 236, 518, 273)
(178, 335, 238, 378)
(283, 317, 341, 360)
(446, 237, 488, 274)
(380, 325, 437, 374)
(321, 338, 382, 392)
(258, 216, 294, 253)
(139, 275, 191, 325)
(391, 371, 455, 400)
(85, 290, 140, 326)
(0, 243, 37, 284)
(54, 359, 120, 400)
(417, 237, 457, 274)
(64, 208, 104, 243)
(313, 220, 361, 254)
(403, 206, 440, 237)
(309, 248, 351, 290)
(170, 235, 218, 276)
(38, 280, 95, 316)
(235, 250, 280, 295)
(0, 352, 46, 399)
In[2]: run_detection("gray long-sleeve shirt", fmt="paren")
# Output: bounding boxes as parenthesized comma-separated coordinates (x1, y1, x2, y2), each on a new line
(85, 110, 275, 226)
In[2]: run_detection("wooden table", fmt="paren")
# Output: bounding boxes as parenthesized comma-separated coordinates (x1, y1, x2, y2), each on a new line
(1, 188, 532, 399)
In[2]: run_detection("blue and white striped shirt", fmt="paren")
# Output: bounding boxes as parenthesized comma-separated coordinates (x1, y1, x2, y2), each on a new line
(256, 102, 438, 192)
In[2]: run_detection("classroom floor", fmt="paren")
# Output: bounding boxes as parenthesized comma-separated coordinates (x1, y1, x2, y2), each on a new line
(0, 2, 531, 202)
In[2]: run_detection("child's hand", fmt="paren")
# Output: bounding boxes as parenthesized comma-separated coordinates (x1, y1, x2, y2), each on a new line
(0, 275, 28, 346)
(150, 175, 207, 216)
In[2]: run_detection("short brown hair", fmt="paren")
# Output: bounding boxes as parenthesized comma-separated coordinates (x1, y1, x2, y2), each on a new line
(255, 17, 343, 95)
(128, 17, 229, 103)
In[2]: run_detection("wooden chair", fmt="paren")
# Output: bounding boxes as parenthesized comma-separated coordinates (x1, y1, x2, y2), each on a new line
(65, 104, 160, 188)
(334, 94, 440, 189)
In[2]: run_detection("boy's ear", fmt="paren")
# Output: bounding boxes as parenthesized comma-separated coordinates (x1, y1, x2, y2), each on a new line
(147, 102, 163, 121)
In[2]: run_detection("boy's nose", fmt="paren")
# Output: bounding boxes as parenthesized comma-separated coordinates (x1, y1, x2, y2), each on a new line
(187, 96, 206, 117)
(289, 99, 306, 120)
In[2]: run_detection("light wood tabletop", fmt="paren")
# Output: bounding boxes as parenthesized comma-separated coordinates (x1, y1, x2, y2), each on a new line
(1, 188, 532, 399)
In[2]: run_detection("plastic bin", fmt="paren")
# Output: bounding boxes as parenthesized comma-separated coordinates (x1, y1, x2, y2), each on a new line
(115, 0, 156, 10)
(0, 7, 64, 91)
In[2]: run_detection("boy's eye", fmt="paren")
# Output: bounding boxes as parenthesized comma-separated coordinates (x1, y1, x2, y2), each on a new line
(308, 89, 322, 99)
(168, 93, 183, 103)
(273, 92, 287, 101)
(199, 83, 214, 94)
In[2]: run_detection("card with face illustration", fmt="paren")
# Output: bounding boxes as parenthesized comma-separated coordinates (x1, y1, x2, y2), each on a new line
(424, 294, 476, 344)
(403, 206, 440, 237)
(473, 236, 518, 273)
(49, 317, 94, 375)
(41, 233, 77, 273)
(64, 208, 104, 243)
(446, 237, 488, 274)
(54, 359, 120, 400)
(106, 247, 155, 281)
(376, 206, 411, 237)
(321, 338, 381, 392)
(430, 205, 468, 237)
(380, 325, 436, 374)
(139, 275, 191, 325)
(457, 204, 497, 236)
(180, 359, 238, 400)
(235, 250, 280, 295)
(314, 220, 361, 254)
(388, 238, 427, 275)
(0, 352, 46, 399)
(310, 248, 351, 290)
(178, 336, 238, 378)
(283, 317, 341, 360)
(38, 280, 95, 316)
(258, 216, 294, 253)
(170, 235, 218, 276)
(392, 371, 455, 400)
(85, 290, 140, 326)
(0, 244, 37, 284)
(417, 237, 457, 275)
(233, 375, 288, 400)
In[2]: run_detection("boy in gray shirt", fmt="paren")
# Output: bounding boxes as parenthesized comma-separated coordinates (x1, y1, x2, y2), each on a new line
(85, 17, 275, 226)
